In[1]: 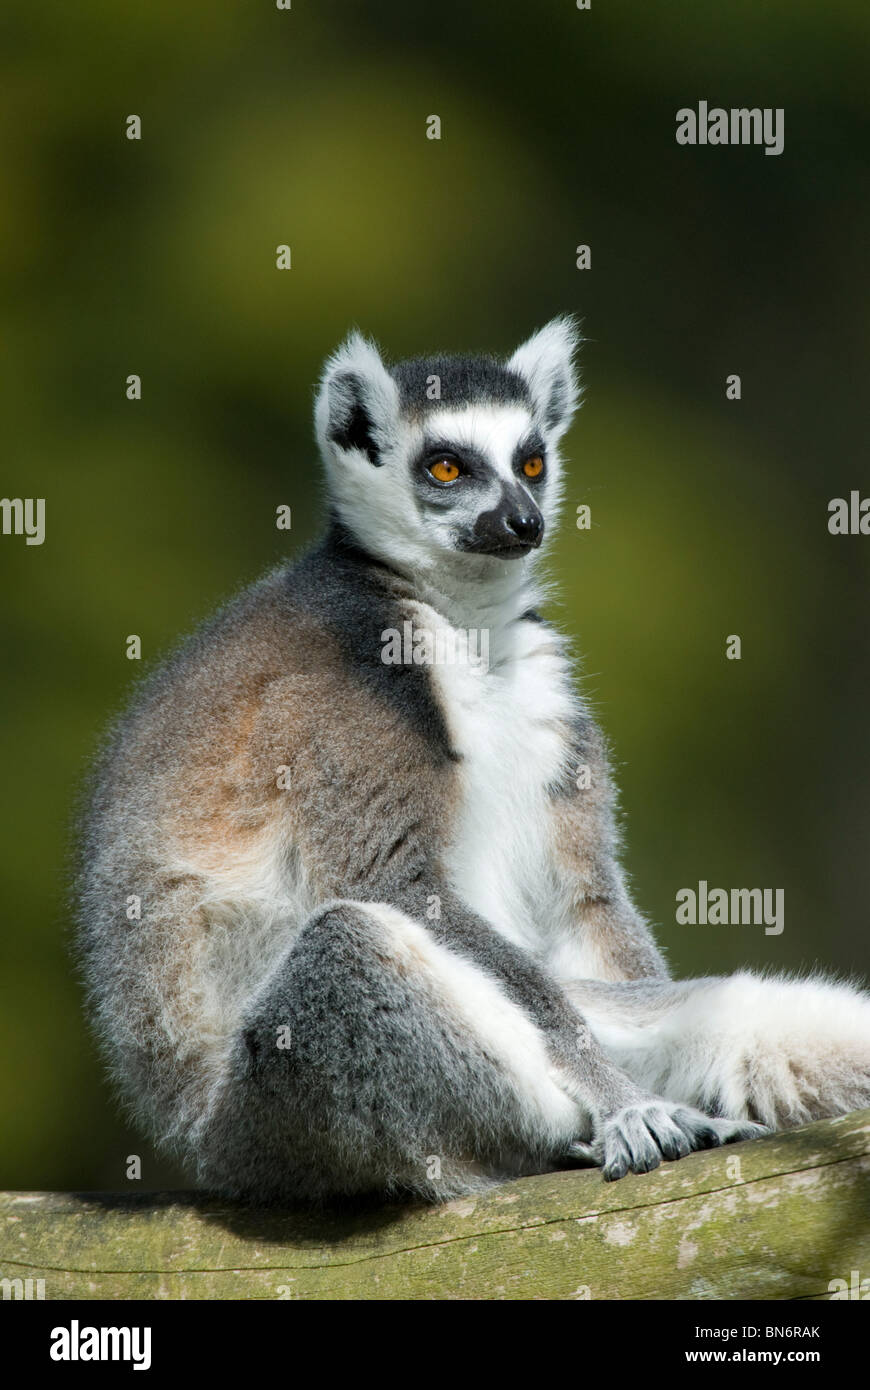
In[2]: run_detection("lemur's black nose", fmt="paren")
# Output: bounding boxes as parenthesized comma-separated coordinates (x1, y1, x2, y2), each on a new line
(507, 511, 543, 545)
(470, 495, 545, 555)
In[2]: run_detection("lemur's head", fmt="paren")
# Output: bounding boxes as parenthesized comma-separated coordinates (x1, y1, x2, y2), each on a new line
(314, 317, 580, 579)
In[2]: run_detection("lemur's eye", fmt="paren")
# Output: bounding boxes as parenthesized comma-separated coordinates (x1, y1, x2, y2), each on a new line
(429, 459, 460, 483)
(523, 456, 544, 479)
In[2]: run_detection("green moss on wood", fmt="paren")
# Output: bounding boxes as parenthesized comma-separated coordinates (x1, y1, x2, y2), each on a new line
(1, 1109, 868, 1300)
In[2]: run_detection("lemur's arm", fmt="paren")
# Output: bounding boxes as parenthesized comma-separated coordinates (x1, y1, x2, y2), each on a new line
(390, 879, 762, 1178)
(395, 878, 627, 1076)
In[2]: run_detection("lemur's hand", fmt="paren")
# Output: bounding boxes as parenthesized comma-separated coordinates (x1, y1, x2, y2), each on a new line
(564, 1099, 767, 1181)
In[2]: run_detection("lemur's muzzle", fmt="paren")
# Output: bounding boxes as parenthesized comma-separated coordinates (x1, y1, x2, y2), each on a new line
(468, 492, 544, 556)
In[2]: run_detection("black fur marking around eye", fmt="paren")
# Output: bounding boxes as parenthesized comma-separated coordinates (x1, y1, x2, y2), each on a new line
(512, 435, 547, 475)
(417, 439, 491, 477)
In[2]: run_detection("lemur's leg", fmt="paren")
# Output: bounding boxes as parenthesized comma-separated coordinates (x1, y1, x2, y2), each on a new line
(197, 899, 583, 1202)
(562, 973, 870, 1129)
(377, 883, 764, 1180)
(198, 896, 761, 1197)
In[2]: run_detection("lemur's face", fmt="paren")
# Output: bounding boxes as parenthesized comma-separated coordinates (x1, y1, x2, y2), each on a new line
(314, 317, 580, 578)
(405, 402, 546, 559)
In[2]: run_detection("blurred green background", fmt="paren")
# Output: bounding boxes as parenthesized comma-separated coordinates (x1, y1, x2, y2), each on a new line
(1, 0, 869, 1190)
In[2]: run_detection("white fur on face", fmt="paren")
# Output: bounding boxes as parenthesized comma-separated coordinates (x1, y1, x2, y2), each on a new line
(421, 403, 537, 481)
(408, 401, 556, 551)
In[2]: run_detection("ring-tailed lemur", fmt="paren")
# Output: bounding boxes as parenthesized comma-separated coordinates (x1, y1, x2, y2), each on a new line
(76, 318, 870, 1202)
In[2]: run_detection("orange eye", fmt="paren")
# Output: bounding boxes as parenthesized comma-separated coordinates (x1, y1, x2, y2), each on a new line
(429, 459, 460, 482)
(523, 455, 544, 478)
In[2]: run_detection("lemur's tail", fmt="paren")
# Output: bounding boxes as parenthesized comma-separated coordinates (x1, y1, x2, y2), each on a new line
(565, 971, 870, 1129)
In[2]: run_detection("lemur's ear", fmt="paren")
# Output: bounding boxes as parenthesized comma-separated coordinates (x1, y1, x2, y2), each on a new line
(508, 315, 581, 438)
(315, 331, 400, 467)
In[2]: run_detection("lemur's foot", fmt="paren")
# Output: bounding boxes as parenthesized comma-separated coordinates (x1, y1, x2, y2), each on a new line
(563, 1101, 767, 1181)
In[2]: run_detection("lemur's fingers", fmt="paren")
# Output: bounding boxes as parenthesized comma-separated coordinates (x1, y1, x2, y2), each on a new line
(601, 1125, 635, 1181)
(641, 1104, 693, 1161)
(597, 1100, 768, 1181)
(600, 1104, 669, 1180)
(668, 1107, 730, 1150)
(669, 1106, 768, 1150)
(708, 1115, 769, 1145)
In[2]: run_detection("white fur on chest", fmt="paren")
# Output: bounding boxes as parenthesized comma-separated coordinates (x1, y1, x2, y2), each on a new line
(414, 602, 577, 953)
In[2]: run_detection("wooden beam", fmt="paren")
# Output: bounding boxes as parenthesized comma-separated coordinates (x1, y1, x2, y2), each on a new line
(2, 1109, 868, 1300)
